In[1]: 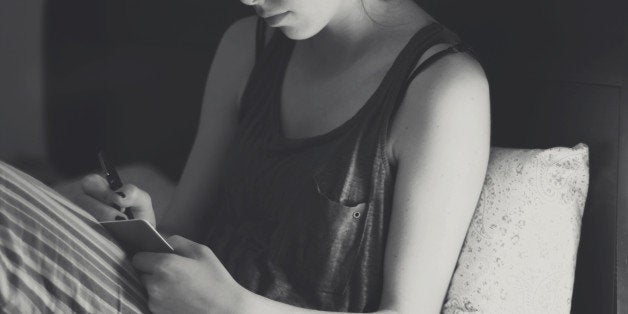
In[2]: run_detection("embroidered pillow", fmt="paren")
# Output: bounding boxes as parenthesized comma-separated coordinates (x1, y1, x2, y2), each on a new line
(443, 144, 589, 313)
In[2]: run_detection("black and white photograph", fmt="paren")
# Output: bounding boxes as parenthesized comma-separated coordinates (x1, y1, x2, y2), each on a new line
(0, 0, 626, 313)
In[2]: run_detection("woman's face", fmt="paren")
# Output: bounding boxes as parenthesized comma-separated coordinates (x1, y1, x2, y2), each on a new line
(240, 0, 358, 40)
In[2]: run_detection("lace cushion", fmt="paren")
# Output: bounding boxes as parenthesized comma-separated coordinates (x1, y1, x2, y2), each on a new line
(443, 144, 589, 314)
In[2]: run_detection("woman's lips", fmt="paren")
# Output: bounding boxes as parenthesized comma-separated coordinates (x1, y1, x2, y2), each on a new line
(263, 11, 289, 27)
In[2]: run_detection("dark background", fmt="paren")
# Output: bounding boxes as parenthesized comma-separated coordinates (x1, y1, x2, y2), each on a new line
(1, 0, 623, 181)
(1, 0, 626, 313)
(43, 1, 252, 180)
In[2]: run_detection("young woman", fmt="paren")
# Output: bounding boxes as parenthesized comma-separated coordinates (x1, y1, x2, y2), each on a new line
(79, 0, 490, 312)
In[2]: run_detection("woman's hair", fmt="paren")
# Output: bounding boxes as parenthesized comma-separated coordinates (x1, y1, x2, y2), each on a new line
(361, 0, 431, 26)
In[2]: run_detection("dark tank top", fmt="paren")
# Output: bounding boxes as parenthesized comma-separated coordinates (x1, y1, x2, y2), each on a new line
(204, 19, 468, 312)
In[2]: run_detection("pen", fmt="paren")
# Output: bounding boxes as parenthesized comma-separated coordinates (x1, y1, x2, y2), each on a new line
(98, 150, 134, 219)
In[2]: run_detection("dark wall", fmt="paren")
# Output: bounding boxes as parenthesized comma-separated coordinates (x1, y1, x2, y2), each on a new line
(0, 1, 47, 165)
(45, 0, 625, 179)
(101, 1, 251, 179)
(617, 29, 628, 314)
(45, 1, 251, 179)
(45, 1, 108, 177)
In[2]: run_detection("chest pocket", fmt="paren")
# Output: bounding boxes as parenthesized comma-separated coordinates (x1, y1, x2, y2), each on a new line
(271, 176, 369, 295)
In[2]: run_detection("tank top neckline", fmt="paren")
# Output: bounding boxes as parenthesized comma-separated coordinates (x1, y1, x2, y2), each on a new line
(268, 22, 444, 148)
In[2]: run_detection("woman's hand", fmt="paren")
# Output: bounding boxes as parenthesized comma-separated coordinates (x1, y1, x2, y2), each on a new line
(131, 236, 246, 314)
(75, 174, 157, 226)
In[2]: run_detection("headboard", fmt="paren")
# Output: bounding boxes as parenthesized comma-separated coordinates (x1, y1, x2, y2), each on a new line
(617, 29, 628, 314)
(418, 0, 626, 312)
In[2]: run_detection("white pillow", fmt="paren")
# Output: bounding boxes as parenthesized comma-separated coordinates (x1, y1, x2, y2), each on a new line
(443, 144, 589, 314)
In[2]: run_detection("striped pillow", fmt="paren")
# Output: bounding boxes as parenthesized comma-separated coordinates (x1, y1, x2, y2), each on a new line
(0, 161, 148, 313)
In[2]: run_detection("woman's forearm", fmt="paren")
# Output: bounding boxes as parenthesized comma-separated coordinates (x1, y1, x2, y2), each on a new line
(157, 14, 250, 239)
(158, 113, 238, 240)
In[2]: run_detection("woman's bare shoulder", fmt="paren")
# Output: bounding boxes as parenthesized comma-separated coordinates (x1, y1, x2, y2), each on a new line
(202, 15, 260, 114)
(389, 51, 490, 162)
(409, 51, 488, 104)
(218, 15, 275, 67)
(215, 15, 259, 73)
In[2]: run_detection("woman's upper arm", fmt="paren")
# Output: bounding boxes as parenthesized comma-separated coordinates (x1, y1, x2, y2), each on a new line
(380, 53, 490, 313)
(158, 16, 258, 239)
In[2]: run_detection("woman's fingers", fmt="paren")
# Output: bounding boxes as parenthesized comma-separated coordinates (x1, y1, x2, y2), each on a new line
(132, 252, 181, 274)
(73, 193, 126, 221)
(81, 174, 111, 203)
(132, 252, 160, 273)
(81, 174, 127, 207)
(167, 235, 215, 261)
(80, 174, 144, 207)
(115, 184, 151, 208)
(80, 173, 156, 225)
(115, 183, 156, 225)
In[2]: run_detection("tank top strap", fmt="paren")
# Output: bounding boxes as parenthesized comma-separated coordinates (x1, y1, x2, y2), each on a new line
(368, 23, 445, 98)
(377, 24, 471, 134)
(255, 17, 267, 63)
(406, 42, 468, 83)
(239, 21, 294, 123)
(359, 23, 458, 118)
(384, 24, 464, 92)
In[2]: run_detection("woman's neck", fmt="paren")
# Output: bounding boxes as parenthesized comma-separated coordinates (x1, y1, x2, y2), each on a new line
(302, 0, 427, 64)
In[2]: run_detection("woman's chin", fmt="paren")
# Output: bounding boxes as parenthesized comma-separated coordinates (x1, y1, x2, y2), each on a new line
(276, 26, 321, 41)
